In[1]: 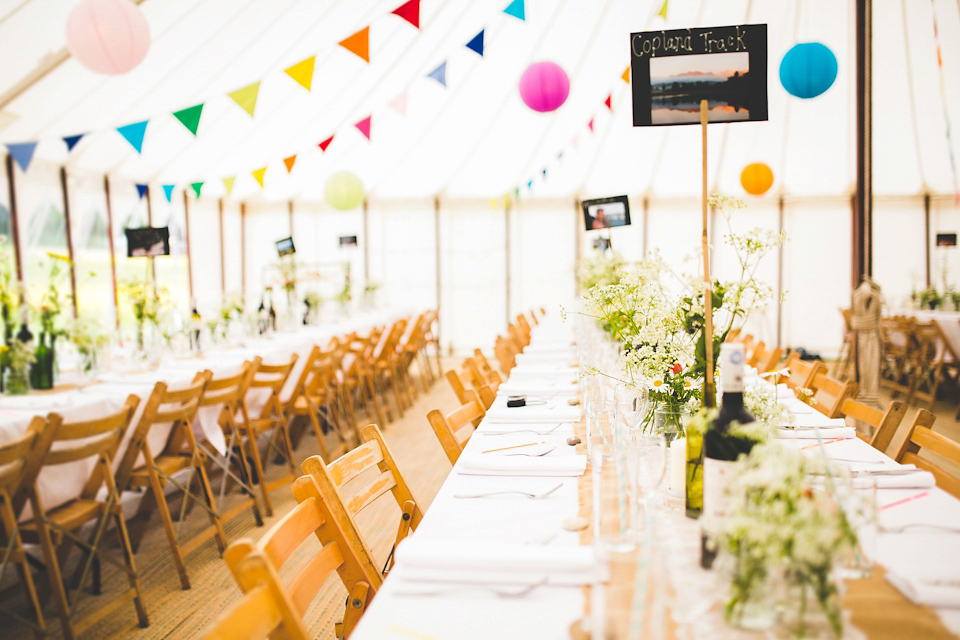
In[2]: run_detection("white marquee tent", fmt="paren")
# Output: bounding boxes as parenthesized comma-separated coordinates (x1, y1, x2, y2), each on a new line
(0, 0, 958, 356)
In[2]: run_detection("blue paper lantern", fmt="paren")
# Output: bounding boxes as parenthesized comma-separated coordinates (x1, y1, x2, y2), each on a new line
(779, 43, 837, 99)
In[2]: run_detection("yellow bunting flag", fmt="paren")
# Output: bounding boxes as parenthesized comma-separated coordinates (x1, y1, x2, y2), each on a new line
(252, 167, 267, 188)
(622, 66, 630, 83)
(223, 176, 236, 197)
(228, 82, 261, 117)
(657, 0, 668, 20)
(284, 56, 315, 91)
(283, 155, 297, 173)
(339, 27, 370, 63)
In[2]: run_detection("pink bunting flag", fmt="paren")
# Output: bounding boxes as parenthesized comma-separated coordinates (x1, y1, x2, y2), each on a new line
(355, 115, 372, 141)
(587, 117, 595, 133)
(389, 91, 408, 117)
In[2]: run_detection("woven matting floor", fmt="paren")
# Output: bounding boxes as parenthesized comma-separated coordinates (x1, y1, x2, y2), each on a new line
(2, 369, 460, 639)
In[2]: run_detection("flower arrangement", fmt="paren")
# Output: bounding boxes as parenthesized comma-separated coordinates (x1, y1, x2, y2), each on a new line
(6, 338, 34, 395)
(577, 251, 626, 291)
(37, 252, 72, 335)
(66, 316, 108, 373)
(277, 255, 297, 306)
(120, 277, 170, 350)
(743, 385, 793, 428)
(705, 443, 859, 638)
(219, 292, 245, 337)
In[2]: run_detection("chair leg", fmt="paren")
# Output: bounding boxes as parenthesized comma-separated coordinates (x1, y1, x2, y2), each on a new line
(365, 373, 389, 427)
(144, 468, 191, 590)
(193, 461, 228, 553)
(112, 512, 149, 627)
(2, 503, 47, 637)
(245, 431, 273, 517)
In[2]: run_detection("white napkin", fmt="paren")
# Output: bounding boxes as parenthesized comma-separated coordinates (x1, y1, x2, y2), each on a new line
(484, 403, 583, 424)
(777, 427, 856, 440)
(393, 538, 604, 586)
(496, 382, 579, 397)
(457, 453, 587, 477)
(790, 415, 848, 429)
(852, 471, 936, 490)
(886, 573, 960, 608)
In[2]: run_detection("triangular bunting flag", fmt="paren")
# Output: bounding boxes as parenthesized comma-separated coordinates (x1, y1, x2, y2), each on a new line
(223, 176, 235, 197)
(514, 187, 519, 199)
(466, 30, 484, 56)
(526, 179, 533, 189)
(392, 0, 420, 28)
(354, 116, 372, 141)
(190, 182, 204, 199)
(541, 168, 547, 177)
(135, 184, 148, 199)
(504, 0, 525, 21)
(63, 134, 84, 152)
(228, 82, 261, 117)
(318, 135, 334, 152)
(427, 61, 447, 87)
(622, 66, 630, 83)
(339, 27, 370, 63)
(557, 151, 564, 160)
(116, 120, 148, 153)
(588, 117, 595, 133)
(572, 135, 579, 150)
(283, 155, 297, 173)
(657, 0, 668, 20)
(162, 184, 175, 202)
(252, 167, 267, 188)
(5, 142, 37, 172)
(172, 103, 204, 136)
(284, 56, 316, 91)
(388, 91, 408, 117)
(604, 94, 612, 110)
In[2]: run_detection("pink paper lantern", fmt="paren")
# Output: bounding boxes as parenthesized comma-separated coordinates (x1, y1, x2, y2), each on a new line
(519, 61, 570, 113)
(66, 0, 151, 75)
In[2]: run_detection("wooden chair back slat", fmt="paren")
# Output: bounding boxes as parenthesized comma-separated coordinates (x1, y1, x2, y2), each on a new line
(43, 395, 138, 466)
(894, 409, 960, 499)
(840, 398, 907, 453)
(426, 389, 483, 465)
(784, 353, 826, 391)
(344, 470, 396, 515)
(810, 370, 859, 419)
(327, 440, 384, 487)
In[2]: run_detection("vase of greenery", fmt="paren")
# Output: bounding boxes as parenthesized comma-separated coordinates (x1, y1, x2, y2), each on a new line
(5, 339, 33, 395)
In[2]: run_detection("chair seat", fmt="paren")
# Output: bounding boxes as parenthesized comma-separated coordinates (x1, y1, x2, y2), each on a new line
(128, 454, 194, 488)
(23, 499, 106, 538)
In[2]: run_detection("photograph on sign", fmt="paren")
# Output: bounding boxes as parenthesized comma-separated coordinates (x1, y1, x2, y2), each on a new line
(937, 233, 957, 247)
(593, 237, 612, 251)
(631, 24, 768, 127)
(582, 195, 631, 231)
(339, 235, 358, 247)
(276, 237, 296, 256)
(125, 227, 170, 257)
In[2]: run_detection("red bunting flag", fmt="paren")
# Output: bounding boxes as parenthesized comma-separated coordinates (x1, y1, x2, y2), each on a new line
(318, 135, 334, 152)
(392, 0, 420, 28)
(604, 94, 612, 110)
(355, 116, 372, 140)
(283, 155, 297, 172)
(339, 27, 370, 63)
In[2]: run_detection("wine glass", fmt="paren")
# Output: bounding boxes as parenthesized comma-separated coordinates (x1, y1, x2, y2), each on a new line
(632, 433, 667, 511)
(614, 382, 650, 442)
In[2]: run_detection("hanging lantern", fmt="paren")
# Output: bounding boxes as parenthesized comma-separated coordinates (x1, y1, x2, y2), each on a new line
(66, 0, 151, 75)
(740, 163, 774, 195)
(779, 43, 837, 99)
(324, 171, 365, 210)
(519, 61, 570, 112)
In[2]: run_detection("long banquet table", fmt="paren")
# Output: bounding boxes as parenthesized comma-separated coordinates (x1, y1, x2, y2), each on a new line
(350, 315, 960, 640)
(0, 307, 414, 519)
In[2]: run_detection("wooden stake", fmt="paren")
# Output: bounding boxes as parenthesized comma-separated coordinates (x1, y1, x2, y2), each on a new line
(701, 99, 715, 408)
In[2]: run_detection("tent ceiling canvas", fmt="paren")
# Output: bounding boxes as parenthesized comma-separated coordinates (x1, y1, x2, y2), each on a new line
(0, 0, 958, 202)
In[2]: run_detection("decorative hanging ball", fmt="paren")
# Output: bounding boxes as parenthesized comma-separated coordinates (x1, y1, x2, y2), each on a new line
(519, 61, 570, 112)
(324, 171, 365, 210)
(66, 0, 151, 75)
(740, 163, 774, 195)
(779, 42, 837, 99)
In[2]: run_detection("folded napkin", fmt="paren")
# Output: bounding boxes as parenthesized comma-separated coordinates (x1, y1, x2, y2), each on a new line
(852, 471, 936, 490)
(514, 353, 578, 366)
(393, 538, 603, 586)
(483, 404, 583, 423)
(509, 365, 579, 377)
(790, 415, 848, 429)
(496, 385, 579, 398)
(777, 426, 856, 440)
(457, 453, 587, 477)
(886, 573, 960, 609)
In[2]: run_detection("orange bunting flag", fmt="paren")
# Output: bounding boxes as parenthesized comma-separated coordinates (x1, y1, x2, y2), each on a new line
(318, 135, 334, 152)
(285, 56, 316, 91)
(604, 94, 612, 110)
(355, 115, 372, 141)
(339, 27, 370, 63)
(223, 176, 236, 197)
(283, 155, 297, 172)
(228, 82, 261, 117)
(622, 66, 630, 83)
(252, 167, 267, 188)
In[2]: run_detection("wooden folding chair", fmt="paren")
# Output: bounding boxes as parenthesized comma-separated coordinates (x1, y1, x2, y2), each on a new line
(516, 314, 532, 345)
(894, 409, 960, 499)
(426, 389, 485, 465)
(880, 316, 914, 398)
(508, 322, 528, 350)
(221, 473, 381, 639)
(342, 327, 389, 431)
(445, 369, 494, 418)
(809, 370, 859, 419)
(236, 354, 299, 517)
(422, 308, 443, 383)
(114, 374, 222, 590)
(301, 423, 423, 576)
(783, 352, 826, 392)
(840, 398, 907, 453)
(370, 319, 411, 420)
(494, 336, 517, 375)
(747, 341, 782, 374)
(284, 345, 353, 464)
(23, 398, 148, 639)
(906, 320, 949, 409)
(465, 356, 501, 394)
(0, 417, 51, 637)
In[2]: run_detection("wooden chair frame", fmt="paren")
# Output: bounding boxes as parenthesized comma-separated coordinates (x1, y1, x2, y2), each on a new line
(840, 398, 907, 454)
(809, 370, 860, 419)
(284, 345, 352, 464)
(426, 389, 484, 465)
(894, 409, 960, 499)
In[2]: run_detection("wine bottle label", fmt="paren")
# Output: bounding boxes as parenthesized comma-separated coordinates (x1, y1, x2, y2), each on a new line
(702, 457, 737, 520)
(719, 343, 744, 393)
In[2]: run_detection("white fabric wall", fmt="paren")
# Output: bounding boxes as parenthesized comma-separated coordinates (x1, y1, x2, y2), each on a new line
(511, 199, 577, 320)
(367, 199, 437, 316)
(873, 197, 928, 310)
(222, 200, 243, 297)
(931, 197, 960, 298)
(187, 196, 222, 316)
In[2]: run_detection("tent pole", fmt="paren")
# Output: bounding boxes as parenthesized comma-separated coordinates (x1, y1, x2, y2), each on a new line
(574, 198, 581, 294)
(855, 0, 873, 285)
(700, 100, 715, 409)
(287, 200, 294, 238)
(58, 167, 78, 318)
(103, 176, 119, 330)
(5, 155, 23, 283)
(777, 196, 785, 349)
(240, 203, 247, 297)
(434, 196, 441, 351)
(362, 199, 369, 287)
(145, 184, 156, 282)
(505, 198, 511, 330)
(219, 199, 226, 298)
(924, 193, 931, 288)
(183, 189, 194, 300)
(642, 196, 649, 258)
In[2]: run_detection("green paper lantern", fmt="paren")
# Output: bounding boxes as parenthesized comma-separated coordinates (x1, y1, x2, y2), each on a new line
(324, 171, 365, 211)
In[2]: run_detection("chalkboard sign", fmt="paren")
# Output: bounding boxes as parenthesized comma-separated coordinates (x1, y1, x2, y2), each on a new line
(339, 235, 358, 247)
(631, 24, 768, 127)
(276, 237, 296, 256)
(582, 195, 631, 231)
(124, 227, 170, 257)
(937, 233, 957, 247)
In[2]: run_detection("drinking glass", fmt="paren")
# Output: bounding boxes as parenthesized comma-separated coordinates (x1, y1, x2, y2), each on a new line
(633, 433, 668, 509)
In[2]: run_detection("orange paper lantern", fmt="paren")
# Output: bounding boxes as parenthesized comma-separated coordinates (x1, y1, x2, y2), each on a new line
(740, 163, 774, 195)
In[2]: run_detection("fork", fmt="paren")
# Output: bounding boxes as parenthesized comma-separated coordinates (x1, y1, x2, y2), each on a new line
(502, 446, 557, 457)
(392, 577, 548, 598)
(481, 423, 564, 436)
(453, 483, 563, 500)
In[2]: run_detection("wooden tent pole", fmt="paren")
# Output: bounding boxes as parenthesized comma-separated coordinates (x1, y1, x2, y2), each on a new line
(58, 167, 78, 317)
(103, 176, 119, 329)
(701, 99, 715, 408)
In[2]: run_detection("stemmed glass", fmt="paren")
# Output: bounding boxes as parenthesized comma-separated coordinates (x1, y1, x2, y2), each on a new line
(632, 432, 667, 516)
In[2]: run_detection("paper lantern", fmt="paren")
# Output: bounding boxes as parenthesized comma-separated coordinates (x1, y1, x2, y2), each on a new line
(66, 0, 150, 75)
(519, 61, 570, 113)
(740, 163, 774, 195)
(324, 171, 364, 210)
(779, 43, 837, 99)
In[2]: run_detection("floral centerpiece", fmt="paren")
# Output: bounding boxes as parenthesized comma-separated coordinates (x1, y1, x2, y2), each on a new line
(277, 255, 297, 311)
(6, 338, 34, 395)
(121, 277, 170, 352)
(219, 292, 245, 338)
(577, 251, 626, 291)
(67, 316, 108, 377)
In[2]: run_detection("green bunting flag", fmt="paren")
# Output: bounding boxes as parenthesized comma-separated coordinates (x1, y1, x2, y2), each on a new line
(190, 182, 204, 199)
(173, 103, 204, 136)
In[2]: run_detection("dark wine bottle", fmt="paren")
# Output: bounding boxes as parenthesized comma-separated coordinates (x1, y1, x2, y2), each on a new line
(700, 342, 757, 569)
